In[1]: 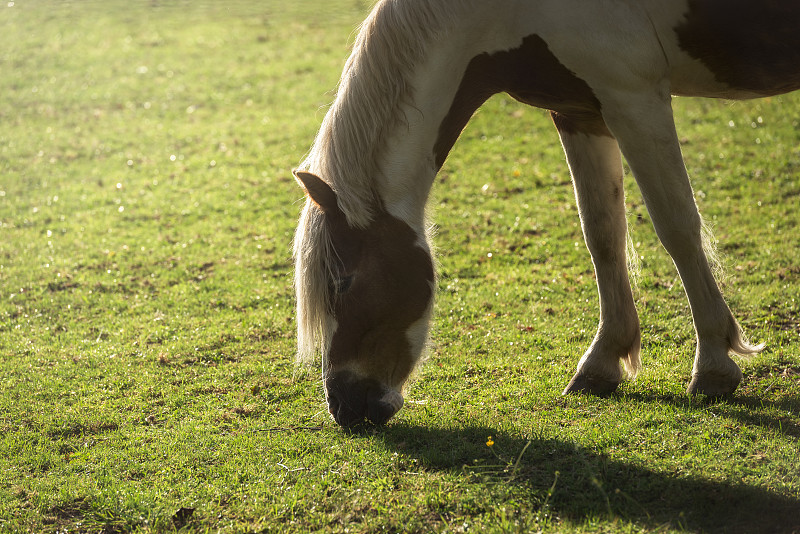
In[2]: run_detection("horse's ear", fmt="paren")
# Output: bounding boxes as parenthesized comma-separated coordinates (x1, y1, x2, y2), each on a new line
(294, 170, 341, 216)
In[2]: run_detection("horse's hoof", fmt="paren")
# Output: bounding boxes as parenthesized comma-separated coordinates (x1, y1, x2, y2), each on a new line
(687, 370, 741, 397)
(562, 373, 620, 396)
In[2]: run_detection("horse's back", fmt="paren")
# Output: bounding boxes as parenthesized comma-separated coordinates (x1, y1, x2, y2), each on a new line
(506, 0, 800, 99)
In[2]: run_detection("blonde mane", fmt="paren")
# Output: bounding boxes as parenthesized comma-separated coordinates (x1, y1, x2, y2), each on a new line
(294, 0, 463, 364)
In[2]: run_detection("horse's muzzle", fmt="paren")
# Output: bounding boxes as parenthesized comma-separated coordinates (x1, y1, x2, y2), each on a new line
(325, 371, 404, 427)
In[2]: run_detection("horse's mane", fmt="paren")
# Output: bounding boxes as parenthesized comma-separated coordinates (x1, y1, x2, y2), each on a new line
(299, 0, 461, 225)
(294, 0, 461, 364)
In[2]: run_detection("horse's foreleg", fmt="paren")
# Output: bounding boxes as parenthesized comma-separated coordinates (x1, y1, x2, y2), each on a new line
(552, 113, 641, 395)
(601, 91, 762, 396)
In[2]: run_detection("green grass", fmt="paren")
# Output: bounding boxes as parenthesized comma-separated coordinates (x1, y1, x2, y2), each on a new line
(2, 1, 799, 532)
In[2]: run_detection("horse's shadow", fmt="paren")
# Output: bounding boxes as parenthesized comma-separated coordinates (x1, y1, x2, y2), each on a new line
(621, 389, 800, 438)
(360, 393, 800, 534)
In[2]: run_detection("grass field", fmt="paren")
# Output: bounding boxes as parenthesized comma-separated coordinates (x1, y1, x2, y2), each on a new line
(2, 1, 799, 532)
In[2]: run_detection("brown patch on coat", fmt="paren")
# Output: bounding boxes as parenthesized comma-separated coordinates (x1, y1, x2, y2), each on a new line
(675, 0, 800, 96)
(295, 171, 434, 386)
(550, 111, 612, 138)
(296, 172, 434, 383)
(325, 206, 434, 383)
(435, 33, 609, 169)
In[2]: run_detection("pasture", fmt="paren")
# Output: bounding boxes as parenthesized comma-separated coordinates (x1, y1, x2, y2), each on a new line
(1, 0, 799, 532)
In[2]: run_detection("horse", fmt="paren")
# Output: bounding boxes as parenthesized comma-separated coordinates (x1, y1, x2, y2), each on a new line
(293, 0, 800, 427)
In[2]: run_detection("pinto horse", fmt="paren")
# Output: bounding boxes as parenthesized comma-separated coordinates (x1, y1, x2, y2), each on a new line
(293, 0, 800, 427)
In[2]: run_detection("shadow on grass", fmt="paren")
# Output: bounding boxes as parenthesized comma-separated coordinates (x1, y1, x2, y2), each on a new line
(367, 422, 800, 534)
(620, 389, 800, 438)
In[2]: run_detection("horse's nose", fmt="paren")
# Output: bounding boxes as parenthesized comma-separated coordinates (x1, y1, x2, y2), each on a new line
(325, 385, 363, 427)
(366, 388, 404, 425)
(325, 372, 404, 427)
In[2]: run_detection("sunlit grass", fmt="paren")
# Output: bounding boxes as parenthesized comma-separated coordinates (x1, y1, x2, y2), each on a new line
(1, 1, 799, 532)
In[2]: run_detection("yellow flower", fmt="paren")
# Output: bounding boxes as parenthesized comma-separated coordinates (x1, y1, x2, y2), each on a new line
(486, 436, 494, 447)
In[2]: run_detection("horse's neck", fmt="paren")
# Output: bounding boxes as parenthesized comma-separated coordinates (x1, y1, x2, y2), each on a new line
(373, 6, 515, 231)
(373, 49, 469, 229)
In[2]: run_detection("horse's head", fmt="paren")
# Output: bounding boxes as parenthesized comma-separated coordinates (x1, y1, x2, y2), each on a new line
(294, 171, 435, 427)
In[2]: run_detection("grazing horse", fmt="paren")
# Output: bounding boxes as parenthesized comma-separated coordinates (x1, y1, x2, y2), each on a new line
(293, 0, 800, 427)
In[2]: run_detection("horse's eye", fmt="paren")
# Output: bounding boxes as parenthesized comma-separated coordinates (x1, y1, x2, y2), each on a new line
(332, 275, 354, 295)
